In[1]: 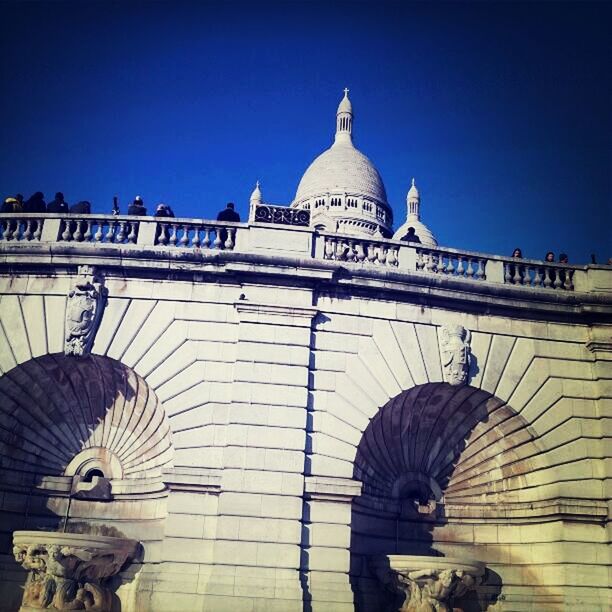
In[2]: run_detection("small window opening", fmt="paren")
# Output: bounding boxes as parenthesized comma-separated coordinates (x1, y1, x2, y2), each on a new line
(83, 468, 105, 482)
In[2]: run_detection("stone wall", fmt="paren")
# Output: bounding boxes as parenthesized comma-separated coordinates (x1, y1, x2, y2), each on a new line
(0, 238, 610, 611)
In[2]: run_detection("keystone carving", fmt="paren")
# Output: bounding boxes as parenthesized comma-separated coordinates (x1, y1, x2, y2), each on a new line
(439, 324, 471, 386)
(64, 265, 107, 356)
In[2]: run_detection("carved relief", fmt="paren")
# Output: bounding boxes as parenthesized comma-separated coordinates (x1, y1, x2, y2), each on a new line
(64, 265, 107, 356)
(439, 324, 471, 386)
(13, 530, 138, 611)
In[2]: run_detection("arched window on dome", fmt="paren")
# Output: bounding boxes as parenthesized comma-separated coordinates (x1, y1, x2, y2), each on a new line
(363, 201, 372, 212)
(302, 202, 310, 210)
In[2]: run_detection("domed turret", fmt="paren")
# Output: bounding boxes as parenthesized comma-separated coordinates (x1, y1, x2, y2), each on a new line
(291, 90, 393, 237)
(393, 178, 438, 247)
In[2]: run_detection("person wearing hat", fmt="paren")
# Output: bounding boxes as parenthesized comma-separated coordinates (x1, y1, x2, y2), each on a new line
(1, 196, 23, 213)
(154, 203, 175, 218)
(47, 192, 69, 213)
(128, 196, 147, 216)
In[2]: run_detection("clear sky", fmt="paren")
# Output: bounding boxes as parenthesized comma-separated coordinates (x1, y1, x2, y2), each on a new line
(1, 1, 610, 263)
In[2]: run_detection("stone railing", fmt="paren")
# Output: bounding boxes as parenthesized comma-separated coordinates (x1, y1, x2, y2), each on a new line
(155, 219, 237, 249)
(58, 216, 139, 244)
(0, 214, 44, 241)
(416, 246, 487, 280)
(254, 204, 310, 226)
(0, 213, 603, 293)
(321, 233, 400, 267)
(502, 257, 574, 290)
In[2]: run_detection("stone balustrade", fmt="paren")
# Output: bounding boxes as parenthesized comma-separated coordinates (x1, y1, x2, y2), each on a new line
(58, 216, 139, 244)
(155, 219, 237, 249)
(0, 213, 603, 293)
(502, 257, 574, 290)
(416, 246, 487, 280)
(322, 233, 400, 267)
(0, 214, 44, 241)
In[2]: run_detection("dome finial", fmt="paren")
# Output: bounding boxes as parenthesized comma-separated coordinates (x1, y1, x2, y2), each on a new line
(250, 180, 262, 205)
(411, 177, 415, 187)
(335, 88, 353, 145)
(407, 178, 420, 218)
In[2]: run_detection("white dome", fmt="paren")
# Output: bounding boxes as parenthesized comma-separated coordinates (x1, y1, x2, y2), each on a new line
(393, 218, 438, 247)
(294, 140, 388, 205)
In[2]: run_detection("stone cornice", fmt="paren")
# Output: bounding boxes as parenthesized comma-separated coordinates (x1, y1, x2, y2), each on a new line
(304, 476, 363, 502)
(1, 241, 611, 324)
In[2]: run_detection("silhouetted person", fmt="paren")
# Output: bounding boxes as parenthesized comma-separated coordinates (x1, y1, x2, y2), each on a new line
(509, 248, 524, 284)
(591, 254, 597, 264)
(558, 253, 569, 287)
(401, 226, 421, 244)
(24, 192, 46, 213)
(128, 196, 147, 216)
(155, 203, 175, 218)
(1, 197, 23, 213)
(112, 196, 120, 216)
(47, 192, 69, 213)
(544, 251, 554, 263)
(15, 194, 24, 207)
(217, 202, 240, 222)
(70, 201, 92, 214)
(559, 253, 568, 264)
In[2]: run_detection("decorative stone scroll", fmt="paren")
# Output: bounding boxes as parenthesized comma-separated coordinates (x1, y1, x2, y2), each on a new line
(13, 530, 138, 611)
(439, 324, 471, 386)
(371, 555, 485, 612)
(64, 265, 107, 356)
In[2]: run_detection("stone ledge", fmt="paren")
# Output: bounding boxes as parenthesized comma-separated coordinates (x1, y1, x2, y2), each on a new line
(304, 476, 362, 502)
(163, 467, 222, 493)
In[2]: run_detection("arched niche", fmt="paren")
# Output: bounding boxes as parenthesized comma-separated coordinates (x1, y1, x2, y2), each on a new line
(0, 353, 173, 480)
(350, 382, 544, 611)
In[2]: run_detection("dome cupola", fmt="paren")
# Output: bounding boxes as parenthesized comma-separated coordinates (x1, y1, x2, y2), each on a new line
(393, 178, 438, 247)
(291, 90, 393, 237)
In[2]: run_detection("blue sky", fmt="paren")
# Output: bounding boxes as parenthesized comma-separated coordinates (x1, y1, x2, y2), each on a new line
(1, 1, 610, 263)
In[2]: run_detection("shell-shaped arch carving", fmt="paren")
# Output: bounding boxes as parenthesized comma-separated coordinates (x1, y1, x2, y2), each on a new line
(354, 383, 543, 506)
(0, 353, 173, 479)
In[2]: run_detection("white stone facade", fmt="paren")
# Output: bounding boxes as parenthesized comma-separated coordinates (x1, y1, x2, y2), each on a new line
(0, 214, 610, 611)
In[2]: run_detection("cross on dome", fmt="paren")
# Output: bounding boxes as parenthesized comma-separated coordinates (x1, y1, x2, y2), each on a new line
(344, 87, 349, 96)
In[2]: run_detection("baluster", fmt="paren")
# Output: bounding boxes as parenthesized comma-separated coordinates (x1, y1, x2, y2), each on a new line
(116, 221, 126, 243)
(157, 223, 168, 245)
(192, 227, 201, 248)
(456, 256, 465, 276)
(425, 252, 435, 272)
(212, 227, 222, 249)
(439, 253, 448, 274)
(3, 220, 16, 240)
(367, 243, 377, 263)
(524, 265, 532, 286)
(466, 258, 475, 278)
(179, 225, 190, 246)
(62, 220, 72, 241)
(23, 220, 33, 241)
(127, 222, 137, 244)
(355, 241, 366, 262)
(565, 270, 574, 291)
(446, 256, 455, 275)
(415, 250, 424, 270)
(533, 266, 542, 287)
(225, 228, 235, 250)
(324, 238, 334, 259)
(202, 227, 211, 248)
(387, 247, 398, 266)
(94, 223, 103, 242)
(83, 220, 92, 241)
(334, 240, 343, 260)
(169, 224, 179, 246)
(33, 219, 42, 241)
(105, 220, 116, 242)
(512, 263, 522, 285)
(553, 268, 562, 289)
(378, 245, 387, 265)
(543, 266, 552, 288)
(475, 259, 485, 280)
(73, 220, 84, 241)
(504, 263, 512, 283)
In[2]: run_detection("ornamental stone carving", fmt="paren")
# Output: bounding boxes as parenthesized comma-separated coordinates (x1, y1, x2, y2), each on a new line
(64, 265, 107, 356)
(439, 324, 471, 386)
(371, 555, 485, 612)
(13, 529, 138, 612)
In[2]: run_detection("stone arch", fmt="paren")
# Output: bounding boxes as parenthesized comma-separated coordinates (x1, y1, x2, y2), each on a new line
(349, 382, 544, 610)
(0, 353, 173, 479)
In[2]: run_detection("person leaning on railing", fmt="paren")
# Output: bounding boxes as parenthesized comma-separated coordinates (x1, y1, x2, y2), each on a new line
(128, 196, 147, 216)
(507, 247, 525, 284)
(47, 192, 69, 213)
(216, 202, 240, 246)
(1, 197, 23, 213)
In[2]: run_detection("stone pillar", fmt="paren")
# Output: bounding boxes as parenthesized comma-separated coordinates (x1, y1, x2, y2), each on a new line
(302, 476, 362, 612)
(200, 302, 317, 612)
